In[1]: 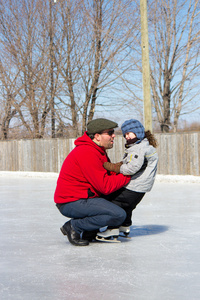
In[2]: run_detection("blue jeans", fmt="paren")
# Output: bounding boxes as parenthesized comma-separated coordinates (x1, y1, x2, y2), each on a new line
(58, 197, 126, 234)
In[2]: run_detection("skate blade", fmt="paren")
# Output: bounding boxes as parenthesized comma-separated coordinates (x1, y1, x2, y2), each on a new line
(96, 236, 121, 243)
(119, 234, 131, 239)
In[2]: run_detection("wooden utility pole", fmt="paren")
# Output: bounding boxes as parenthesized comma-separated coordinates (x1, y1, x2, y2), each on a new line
(50, 0, 55, 138)
(140, 0, 152, 131)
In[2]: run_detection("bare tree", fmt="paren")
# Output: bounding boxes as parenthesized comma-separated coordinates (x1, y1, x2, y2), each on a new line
(80, 0, 139, 133)
(148, 0, 200, 132)
(0, 1, 150, 139)
(53, 0, 84, 137)
(53, 0, 139, 136)
(0, 0, 56, 139)
(0, 56, 17, 139)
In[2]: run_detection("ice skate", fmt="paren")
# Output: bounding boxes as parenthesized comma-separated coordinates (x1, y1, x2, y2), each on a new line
(119, 226, 131, 238)
(96, 228, 121, 243)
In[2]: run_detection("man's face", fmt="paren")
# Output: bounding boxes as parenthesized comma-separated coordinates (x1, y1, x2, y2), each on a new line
(94, 129, 115, 149)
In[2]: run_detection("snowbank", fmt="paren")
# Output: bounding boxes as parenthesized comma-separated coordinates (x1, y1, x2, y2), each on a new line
(0, 171, 200, 183)
(155, 174, 200, 184)
(0, 171, 59, 178)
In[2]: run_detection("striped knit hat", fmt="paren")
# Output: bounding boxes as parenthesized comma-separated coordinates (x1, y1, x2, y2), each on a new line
(121, 119, 145, 142)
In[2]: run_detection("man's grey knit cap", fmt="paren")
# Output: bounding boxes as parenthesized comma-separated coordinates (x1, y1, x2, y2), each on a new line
(87, 118, 118, 134)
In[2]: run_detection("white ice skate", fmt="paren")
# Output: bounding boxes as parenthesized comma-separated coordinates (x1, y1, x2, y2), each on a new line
(96, 228, 120, 243)
(119, 226, 131, 238)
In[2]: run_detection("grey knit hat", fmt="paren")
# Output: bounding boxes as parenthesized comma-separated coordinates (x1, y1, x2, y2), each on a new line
(87, 118, 118, 134)
(121, 119, 145, 142)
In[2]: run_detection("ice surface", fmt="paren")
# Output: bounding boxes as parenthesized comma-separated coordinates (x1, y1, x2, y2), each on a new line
(0, 172, 200, 300)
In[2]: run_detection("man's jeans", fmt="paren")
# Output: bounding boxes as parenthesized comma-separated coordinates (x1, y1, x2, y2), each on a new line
(58, 197, 126, 234)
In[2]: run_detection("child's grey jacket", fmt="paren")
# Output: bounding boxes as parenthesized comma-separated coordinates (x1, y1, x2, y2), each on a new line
(120, 138, 158, 192)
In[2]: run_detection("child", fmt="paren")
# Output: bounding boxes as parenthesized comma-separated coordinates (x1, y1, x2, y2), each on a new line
(97, 119, 158, 240)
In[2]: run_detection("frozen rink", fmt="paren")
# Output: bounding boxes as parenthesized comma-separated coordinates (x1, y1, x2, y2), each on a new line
(0, 172, 200, 300)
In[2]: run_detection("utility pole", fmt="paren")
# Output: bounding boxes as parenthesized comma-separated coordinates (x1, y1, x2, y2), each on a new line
(140, 0, 152, 132)
(50, 0, 55, 138)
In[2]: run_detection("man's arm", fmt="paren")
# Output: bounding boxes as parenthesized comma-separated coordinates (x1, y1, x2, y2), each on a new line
(78, 151, 130, 195)
(103, 162, 123, 174)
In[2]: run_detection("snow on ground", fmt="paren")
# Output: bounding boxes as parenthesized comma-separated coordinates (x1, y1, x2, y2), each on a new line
(0, 172, 200, 300)
(0, 171, 200, 183)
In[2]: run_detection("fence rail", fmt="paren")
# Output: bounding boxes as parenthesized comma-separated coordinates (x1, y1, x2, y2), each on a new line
(0, 132, 199, 175)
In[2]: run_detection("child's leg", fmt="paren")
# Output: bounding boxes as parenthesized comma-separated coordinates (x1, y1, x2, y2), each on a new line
(111, 189, 145, 226)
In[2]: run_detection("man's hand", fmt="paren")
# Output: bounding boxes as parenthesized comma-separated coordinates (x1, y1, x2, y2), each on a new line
(103, 161, 123, 174)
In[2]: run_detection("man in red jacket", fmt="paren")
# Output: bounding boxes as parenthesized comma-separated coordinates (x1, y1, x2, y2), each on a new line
(54, 118, 130, 246)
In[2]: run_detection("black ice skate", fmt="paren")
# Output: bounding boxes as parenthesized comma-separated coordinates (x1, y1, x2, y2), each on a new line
(96, 228, 121, 243)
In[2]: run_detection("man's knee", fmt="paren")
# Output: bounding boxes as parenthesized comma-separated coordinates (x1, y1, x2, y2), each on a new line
(110, 207, 126, 226)
(118, 208, 127, 224)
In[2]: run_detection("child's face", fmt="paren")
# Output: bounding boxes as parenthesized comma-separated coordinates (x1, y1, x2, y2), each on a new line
(125, 132, 136, 140)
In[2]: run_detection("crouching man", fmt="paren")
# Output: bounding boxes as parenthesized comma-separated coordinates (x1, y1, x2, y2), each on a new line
(54, 118, 130, 246)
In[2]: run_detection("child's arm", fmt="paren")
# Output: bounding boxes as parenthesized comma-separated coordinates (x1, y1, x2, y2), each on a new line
(120, 150, 145, 175)
(104, 148, 146, 176)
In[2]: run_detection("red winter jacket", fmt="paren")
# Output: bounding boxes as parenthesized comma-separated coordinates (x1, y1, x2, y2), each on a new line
(54, 132, 130, 204)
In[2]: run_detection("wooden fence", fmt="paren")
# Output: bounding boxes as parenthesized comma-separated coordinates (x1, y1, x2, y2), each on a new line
(0, 132, 199, 175)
